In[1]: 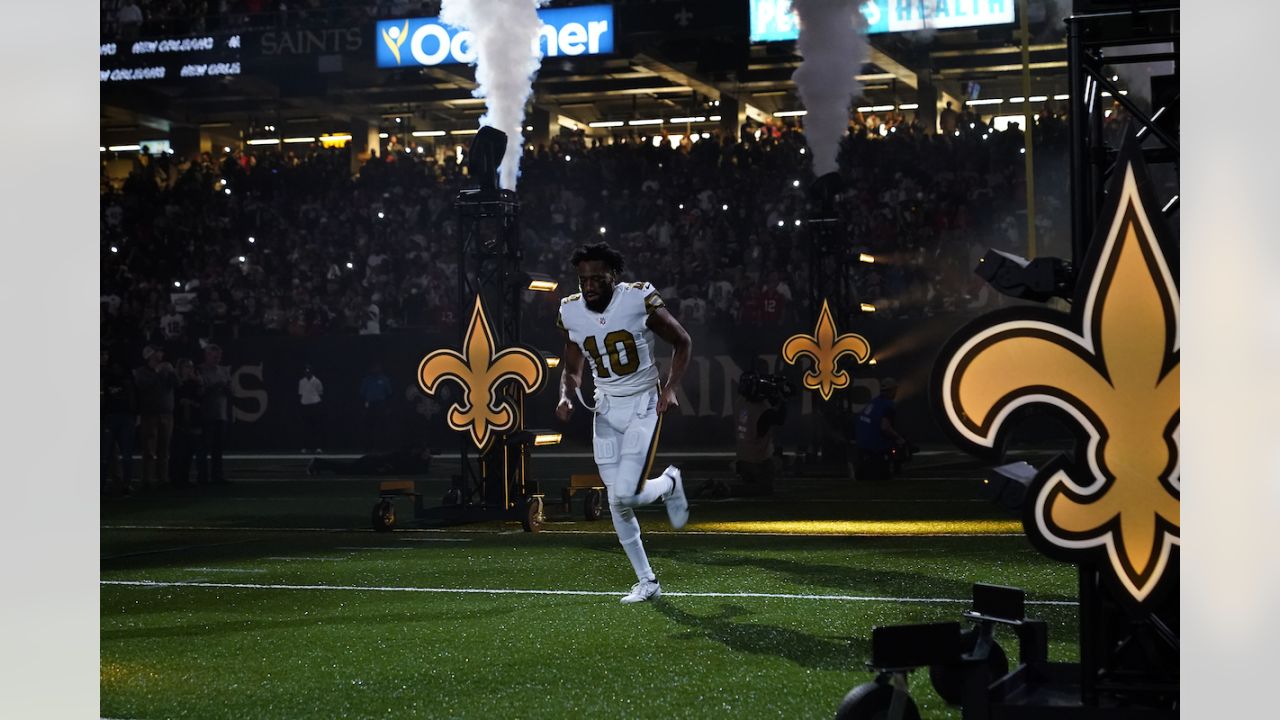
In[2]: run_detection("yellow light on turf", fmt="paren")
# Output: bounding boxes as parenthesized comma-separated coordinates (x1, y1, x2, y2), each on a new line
(533, 432, 562, 446)
(689, 520, 1023, 535)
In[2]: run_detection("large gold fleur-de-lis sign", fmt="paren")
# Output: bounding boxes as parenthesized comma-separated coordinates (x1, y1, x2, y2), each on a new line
(782, 300, 872, 400)
(418, 296, 546, 451)
(933, 141, 1179, 604)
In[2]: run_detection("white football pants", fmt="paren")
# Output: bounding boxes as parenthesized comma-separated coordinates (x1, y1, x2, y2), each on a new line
(591, 386, 674, 582)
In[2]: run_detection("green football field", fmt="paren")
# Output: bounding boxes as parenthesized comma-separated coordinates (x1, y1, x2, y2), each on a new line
(101, 450, 1080, 719)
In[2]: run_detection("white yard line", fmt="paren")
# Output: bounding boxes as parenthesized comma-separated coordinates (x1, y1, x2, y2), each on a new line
(101, 579, 1076, 606)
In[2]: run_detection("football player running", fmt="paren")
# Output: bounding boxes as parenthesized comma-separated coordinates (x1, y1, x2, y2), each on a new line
(555, 243, 692, 604)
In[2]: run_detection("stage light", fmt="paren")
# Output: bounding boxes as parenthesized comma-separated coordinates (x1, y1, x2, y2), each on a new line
(808, 171, 845, 218)
(859, 253, 875, 264)
(346, 261, 354, 269)
(722, 203, 729, 211)
(379, 132, 389, 138)
(599, 226, 607, 235)
(975, 249, 1073, 303)
(983, 461, 1038, 511)
(524, 272, 559, 293)
(792, 179, 800, 187)
(534, 432, 563, 446)
(100, 146, 106, 152)
(173, 281, 181, 288)
(564, 154, 571, 162)
(248, 236, 255, 244)
(678, 203, 684, 209)
(868, 358, 878, 365)
(110, 246, 119, 254)
(525, 125, 533, 132)
(238, 255, 246, 263)
(224, 188, 231, 195)
(799, 148, 806, 154)
(465, 125, 507, 193)
(860, 303, 877, 313)
(777, 221, 784, 227)
(377, 211, 385, 219)
(794, 219, 801, 226)
(224, 146, 231, 152)
(1020, 148, 1026, 154)
(395, 117, 401, 123)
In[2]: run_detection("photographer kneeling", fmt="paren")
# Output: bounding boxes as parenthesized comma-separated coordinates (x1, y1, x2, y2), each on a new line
(853, 377, 908, 482)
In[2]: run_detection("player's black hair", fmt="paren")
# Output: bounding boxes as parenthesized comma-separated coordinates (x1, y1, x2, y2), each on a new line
(569, 242, 625, 273)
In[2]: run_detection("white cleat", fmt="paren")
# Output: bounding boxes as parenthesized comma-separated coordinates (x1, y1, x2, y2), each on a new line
(663, 465, 689, 529)
(620, 578, 662, 604)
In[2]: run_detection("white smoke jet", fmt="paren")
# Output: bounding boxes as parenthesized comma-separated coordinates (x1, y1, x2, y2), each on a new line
(790, 0, 868, 177)
(441, 0, 547, 190)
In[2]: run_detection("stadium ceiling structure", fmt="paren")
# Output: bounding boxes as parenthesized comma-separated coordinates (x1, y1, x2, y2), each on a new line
(101, 3, 1072, 145)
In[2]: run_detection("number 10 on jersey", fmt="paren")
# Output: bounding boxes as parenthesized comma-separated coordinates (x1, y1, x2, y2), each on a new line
(581, 330, 639, 377)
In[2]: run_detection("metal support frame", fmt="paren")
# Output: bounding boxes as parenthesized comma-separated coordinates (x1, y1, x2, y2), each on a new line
(1067, 3, 1179, 274)
(453, 189, 532, 515)
(1066, 2, 1179, 711)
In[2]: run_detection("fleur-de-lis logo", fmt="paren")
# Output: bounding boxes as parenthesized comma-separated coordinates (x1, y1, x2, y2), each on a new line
(418, 296, 546, 451)
(782, 300, 872, 400)
(934, 146, 1178, 604)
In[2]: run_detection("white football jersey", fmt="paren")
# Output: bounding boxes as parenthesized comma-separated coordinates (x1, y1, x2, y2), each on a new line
(558, 281, 665, 396)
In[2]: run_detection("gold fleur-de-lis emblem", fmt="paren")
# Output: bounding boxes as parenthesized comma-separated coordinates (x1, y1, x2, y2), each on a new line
(418, 296, 546, 451)
(782, 300, 871, 400)
(935, 152, 1178, 604)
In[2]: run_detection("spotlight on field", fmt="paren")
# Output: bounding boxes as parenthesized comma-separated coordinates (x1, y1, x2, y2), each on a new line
(975, 249, 1074, 303)
(467, 125, 507, 194)
(807, 171, 845, 218)
(982, 461, 1038, 512)
(524, 272, 559, 293)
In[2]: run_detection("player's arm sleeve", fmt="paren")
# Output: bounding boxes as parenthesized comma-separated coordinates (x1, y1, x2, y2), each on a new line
(642, 283, 666, 316)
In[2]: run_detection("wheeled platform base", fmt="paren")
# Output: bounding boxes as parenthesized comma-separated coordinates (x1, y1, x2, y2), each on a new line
(372, 480, 545, 533)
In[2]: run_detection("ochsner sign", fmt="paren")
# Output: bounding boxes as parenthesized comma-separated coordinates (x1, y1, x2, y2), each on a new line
(376, 4, 613, 68)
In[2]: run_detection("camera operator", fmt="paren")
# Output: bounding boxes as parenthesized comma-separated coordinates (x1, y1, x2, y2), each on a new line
(731, 371, 791, 497)
(853, 377, 907, 482)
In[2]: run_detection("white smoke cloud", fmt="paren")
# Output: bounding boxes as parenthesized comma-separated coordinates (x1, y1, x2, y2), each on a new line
(440, 0, 547, 190)
(790, 0, 868, 177)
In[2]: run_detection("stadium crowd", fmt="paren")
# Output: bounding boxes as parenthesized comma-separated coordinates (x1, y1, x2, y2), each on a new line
(100, 109, 1080, 493)
(101, 108, 1075, 354)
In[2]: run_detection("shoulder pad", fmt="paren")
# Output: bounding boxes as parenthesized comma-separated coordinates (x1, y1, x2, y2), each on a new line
(561, 293, 582, 304)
